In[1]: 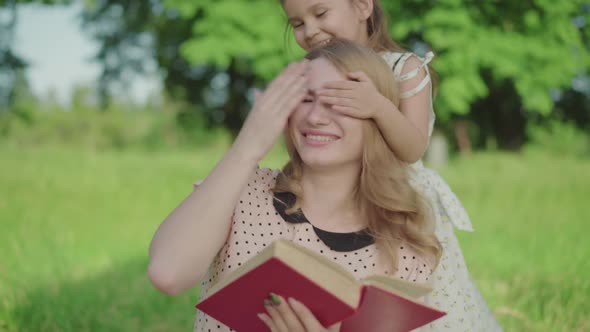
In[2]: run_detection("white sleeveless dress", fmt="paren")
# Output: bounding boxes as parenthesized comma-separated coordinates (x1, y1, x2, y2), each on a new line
(381, 51, 503, 331)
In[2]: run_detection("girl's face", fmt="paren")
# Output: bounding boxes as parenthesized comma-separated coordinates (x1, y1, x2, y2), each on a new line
(282, 0, 372, 51)
(288, 58, 365, 170)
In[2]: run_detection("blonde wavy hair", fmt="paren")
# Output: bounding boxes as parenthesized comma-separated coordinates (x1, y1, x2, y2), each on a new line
(274, 39, 441, 270)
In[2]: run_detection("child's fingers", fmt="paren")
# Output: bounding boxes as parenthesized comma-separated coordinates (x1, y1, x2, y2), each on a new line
(288, 297, 326, 332)
(317, 88, 354, 99)
(319, 95, 354, 108)
(331, 105, 364, 118)
(321, 80, 357, 90)
(347, 70, 371, 82)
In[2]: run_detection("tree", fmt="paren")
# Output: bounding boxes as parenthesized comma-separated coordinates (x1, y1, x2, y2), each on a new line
(78, 0, 224, 137)
(1, 0, 28, 109)
(413, 0, 590, 149)
(164, 0, 590, 149)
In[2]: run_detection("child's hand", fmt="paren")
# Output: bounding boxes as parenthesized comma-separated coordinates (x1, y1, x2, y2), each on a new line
(258, 294, 341, 332)
(318, 71, 390, 119)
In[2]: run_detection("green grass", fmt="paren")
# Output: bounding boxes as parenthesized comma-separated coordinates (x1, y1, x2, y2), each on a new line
(0, 144, 588, 331)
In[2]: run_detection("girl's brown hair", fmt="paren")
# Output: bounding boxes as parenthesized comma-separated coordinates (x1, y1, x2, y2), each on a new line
(364, 0, 404, 53)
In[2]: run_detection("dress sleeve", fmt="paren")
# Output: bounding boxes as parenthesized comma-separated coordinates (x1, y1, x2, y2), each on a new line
(394, 51, 434, 99)
(392, 52, 436, 138)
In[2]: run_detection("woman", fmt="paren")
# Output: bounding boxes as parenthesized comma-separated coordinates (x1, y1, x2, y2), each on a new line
(148, 39, 442, 332)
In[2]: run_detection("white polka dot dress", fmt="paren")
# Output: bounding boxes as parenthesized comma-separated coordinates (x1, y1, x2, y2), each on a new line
(193, 168, 435, 332)
(382, 51, 502, 331)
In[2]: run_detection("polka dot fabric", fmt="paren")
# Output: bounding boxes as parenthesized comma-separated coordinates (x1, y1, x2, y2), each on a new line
(193, 168, 434, 332)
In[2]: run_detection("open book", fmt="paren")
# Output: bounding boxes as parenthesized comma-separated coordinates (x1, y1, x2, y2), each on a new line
(196, 239, 445, 332)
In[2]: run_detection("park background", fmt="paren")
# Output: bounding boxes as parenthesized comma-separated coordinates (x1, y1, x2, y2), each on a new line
(1, 0, 589, 331)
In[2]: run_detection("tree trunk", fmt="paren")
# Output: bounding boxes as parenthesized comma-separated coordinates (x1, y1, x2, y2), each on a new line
(453, 119, 472, 155)
(223, 57, 256, 140)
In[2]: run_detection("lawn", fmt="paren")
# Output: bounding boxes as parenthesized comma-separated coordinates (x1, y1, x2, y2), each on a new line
(0, 144, 588, 331)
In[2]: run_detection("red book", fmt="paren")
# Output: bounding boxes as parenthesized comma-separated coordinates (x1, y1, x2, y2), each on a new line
(196, 240, 445, 332)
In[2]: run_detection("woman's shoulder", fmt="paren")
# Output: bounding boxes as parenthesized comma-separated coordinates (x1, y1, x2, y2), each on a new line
(193, 167, 280, 190)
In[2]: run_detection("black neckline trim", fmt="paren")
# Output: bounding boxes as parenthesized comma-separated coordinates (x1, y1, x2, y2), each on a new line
(272, 191, 374, 252)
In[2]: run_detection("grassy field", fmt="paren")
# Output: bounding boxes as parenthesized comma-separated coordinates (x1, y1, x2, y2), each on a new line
(0, 144, 588, 331)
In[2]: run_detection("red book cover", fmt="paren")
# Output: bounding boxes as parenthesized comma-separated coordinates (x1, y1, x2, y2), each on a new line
(340, 285, 446, 332)
(195, 240, 446, 332)
(196, 257, 357, 331)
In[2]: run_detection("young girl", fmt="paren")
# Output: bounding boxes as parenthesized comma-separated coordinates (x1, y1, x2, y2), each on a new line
(281, 0, 502, 331)
(148, 40, 442, 331)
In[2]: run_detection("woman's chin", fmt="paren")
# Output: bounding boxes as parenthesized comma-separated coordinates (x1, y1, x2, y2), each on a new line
(299, 154, 334, 169)
(299, 153, 358, 171)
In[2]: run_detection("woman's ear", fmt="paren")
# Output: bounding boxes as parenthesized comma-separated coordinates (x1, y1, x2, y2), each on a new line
(354, 0, 374, 21)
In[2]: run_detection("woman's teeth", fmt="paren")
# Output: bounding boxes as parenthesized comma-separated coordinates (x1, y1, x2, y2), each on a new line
(306, 134, 336, 142)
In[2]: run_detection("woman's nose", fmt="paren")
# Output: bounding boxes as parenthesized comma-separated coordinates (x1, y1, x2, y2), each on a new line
(306, 101, 331, 125)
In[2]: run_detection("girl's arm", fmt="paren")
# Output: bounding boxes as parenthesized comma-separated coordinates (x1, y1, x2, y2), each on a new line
(317, 55, 432, 163)
(147, 61, 308, 295)
(373, 56, 432, 163)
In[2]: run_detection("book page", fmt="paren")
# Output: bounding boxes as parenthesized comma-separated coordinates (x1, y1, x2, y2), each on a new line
(362, 275, 433, 299)
(279, 240, 359, 283)
(275, 240, 362, 306)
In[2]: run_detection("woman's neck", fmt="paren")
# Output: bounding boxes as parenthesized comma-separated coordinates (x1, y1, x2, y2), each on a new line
(299, 164, 365, 232)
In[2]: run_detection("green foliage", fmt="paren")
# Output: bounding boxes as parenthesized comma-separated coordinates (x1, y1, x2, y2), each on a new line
(419, 0, 589, 119)
(164, 0, 302, 80)
(0, 0, 72, 4)
(526, 120, 590, 158)
(5, 0, 589, 151)
(164, 0, 589, 121)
